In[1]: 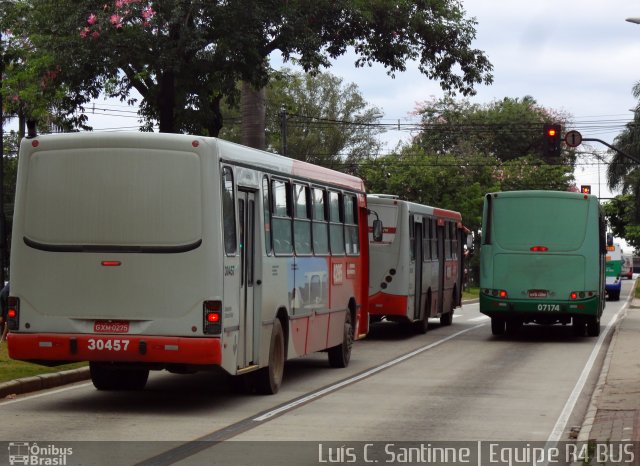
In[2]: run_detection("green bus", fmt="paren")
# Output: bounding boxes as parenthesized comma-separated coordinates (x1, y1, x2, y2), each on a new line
(480, 190, 606, 337)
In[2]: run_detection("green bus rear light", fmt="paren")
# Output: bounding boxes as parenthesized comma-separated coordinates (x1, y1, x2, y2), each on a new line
(530, 246, 548, 252)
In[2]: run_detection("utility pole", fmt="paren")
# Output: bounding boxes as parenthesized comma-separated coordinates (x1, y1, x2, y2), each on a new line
(279, 105, 287, 157)
(0, 31, 5, 286)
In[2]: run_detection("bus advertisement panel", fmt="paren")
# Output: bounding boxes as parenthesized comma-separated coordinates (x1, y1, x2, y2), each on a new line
(479, 191, 606, 337)
(367, 195, 466, 333)
(7, 133, 370, 394)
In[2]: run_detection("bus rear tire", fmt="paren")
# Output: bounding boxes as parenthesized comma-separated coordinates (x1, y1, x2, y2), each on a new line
(491, 317, 506, 336)
(328, 311, 353, 368)
(90, 362, 149, 391)
(256, 319, 285, 395)
(440, 311, 453, 326)
(505, 319, 521, 335)
(415, 299, 430, 334)
(587, 316, 601, 337)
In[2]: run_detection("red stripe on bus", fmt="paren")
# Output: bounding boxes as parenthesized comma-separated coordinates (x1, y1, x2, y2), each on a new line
(291, 159, 366, 192)
(433, 208, 462, 221)
(7, 333, 222, 365)
(368, 292, 408, 317)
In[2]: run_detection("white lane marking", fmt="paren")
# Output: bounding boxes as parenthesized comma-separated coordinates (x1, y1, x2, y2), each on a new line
(469, 315, 490, 322)
(253, 324, 486, 422)
(547, 294, 631, 443)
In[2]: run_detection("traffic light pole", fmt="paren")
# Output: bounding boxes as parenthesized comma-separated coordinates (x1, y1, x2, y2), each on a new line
(582, 137, 640, 165)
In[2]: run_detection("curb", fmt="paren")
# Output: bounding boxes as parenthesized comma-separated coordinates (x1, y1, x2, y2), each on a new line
(576, 293, 637, 442)
(0, 366, 90, 399)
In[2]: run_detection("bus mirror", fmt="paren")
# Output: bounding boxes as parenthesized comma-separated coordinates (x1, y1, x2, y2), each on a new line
(606, 233, 613, 247)
(372, 220, 383, 242)
(466, 234, 473, 250)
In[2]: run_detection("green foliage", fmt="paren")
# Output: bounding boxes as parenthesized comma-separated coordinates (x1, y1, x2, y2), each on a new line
(1, 2, 88, 132)
(360, 146, 499, 233)
(3, 0, 492, 134)
(220, 69, 383, 170)
(414, 96, 573, 161)
(602, 194, 640, 252)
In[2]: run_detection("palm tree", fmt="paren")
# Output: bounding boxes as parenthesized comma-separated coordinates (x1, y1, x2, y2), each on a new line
(606, 81, 640, 193)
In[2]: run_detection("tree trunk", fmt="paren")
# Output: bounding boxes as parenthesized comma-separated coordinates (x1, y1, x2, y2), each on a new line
(241, 82, 266, 150)
(157, 70, 176, 133)
(206, 94, 224, 137)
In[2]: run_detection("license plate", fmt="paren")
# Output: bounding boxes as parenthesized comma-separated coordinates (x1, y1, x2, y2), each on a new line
(93, 321, 130, 333)
(528, 290, 548, 298)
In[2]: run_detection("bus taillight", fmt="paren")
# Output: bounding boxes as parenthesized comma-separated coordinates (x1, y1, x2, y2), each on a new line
(203, 300, 222, 335)
(7, 297, 19, 330)
(530, 246, 548, 252)
(570, 292, 578, 300)
(498, 290, 507, 298)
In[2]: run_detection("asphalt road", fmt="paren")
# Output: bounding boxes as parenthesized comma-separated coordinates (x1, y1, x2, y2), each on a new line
(1, 281, 633, 465)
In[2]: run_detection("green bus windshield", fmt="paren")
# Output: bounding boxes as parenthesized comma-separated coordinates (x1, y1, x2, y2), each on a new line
(491, 196, 589, 252)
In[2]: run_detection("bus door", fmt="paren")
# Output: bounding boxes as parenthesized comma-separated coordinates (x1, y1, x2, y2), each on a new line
(238, 190, 258, 368)
(413, 219, 424, 320)
(436, 219, 446, 314)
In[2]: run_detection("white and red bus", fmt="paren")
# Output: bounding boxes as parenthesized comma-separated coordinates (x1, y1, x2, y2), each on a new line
(7, 132, 369, 394)
(367, 195, 466, 333)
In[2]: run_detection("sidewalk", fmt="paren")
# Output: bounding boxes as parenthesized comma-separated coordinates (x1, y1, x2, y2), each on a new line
(577, 299, 640, 445)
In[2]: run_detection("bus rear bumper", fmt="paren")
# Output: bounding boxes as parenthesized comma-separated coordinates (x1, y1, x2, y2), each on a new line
(368, 292, 409, 318)
(479, 294, 602, 321)
(7, 333, 222, 366)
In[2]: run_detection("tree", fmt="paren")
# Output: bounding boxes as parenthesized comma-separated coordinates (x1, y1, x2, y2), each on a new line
(1, 3, 88, 136)
(360, 146, 499, 234)
(603, 194, 640, 253)
(414, 96, 573, 161)
(220, 69, 384, 170)
(607, 82, 640, 193)
(6, 0, 493, 137)
(604, 82, 640, 247)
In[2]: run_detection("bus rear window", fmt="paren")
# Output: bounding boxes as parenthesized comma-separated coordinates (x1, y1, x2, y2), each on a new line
(492, 196, 589, 252)
(23, 148, 202, 248)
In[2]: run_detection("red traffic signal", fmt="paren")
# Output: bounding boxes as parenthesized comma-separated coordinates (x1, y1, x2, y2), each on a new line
(580, 185, 591, 194)
(543, 123, 562, 157)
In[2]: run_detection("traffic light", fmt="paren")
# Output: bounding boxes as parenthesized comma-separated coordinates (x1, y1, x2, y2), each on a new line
(543, 123, 562, 157)
(580, 185, 591, 194)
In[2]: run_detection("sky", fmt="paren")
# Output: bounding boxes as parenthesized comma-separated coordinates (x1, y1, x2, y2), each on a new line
(301, 0, 640, 201)
(7, 0, 640, 204)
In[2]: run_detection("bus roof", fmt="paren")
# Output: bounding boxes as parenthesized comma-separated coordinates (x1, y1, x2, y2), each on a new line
(486, 190, 598, 202)
(22, 132, 366, 194)
(367, 194, 462, 221)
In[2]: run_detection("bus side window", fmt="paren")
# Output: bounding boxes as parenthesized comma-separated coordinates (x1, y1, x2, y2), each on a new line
(312, 188, 329, 255)
(423, 217, 430, 262)
(222, 167, 237, 255)
(293, 184, 312, 255)
(430, 219, 438, 260)
(409, 214, 415, 261)
(344, 194, 359, 256)
(262, 176, 272, 255)
(272, 179, 293, 255)
(451, 223, 458, 259)
(329, 191, 345, 255)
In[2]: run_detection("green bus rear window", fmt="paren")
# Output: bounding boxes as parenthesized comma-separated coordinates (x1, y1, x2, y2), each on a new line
(492, 197, 589, 252)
